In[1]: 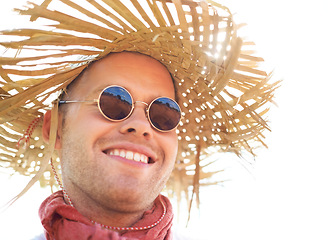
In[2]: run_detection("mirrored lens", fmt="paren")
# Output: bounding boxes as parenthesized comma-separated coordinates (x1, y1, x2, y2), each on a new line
(149, 97, 181, 131)
(99, 86, 133, 120)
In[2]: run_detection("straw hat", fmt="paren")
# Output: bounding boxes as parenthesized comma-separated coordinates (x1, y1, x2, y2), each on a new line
(0, 0, 278, 204)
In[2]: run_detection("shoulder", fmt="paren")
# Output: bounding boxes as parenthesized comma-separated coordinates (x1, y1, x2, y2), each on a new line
(30, 233, 46, 240)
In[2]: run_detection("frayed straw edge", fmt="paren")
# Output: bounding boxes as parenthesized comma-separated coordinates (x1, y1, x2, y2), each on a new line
(1, 101, 58, 210)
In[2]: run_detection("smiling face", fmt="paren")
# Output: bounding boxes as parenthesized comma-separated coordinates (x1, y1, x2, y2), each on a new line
(57, 52, 178, 214)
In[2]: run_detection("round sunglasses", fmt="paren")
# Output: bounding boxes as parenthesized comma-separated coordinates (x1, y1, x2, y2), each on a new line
(59, 85, 181, 132)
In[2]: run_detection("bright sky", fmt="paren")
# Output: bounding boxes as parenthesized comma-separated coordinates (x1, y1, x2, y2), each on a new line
(1, 0, 328, 239)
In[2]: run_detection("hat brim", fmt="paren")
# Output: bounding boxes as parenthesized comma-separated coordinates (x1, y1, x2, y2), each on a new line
(0, 0, 279, 202)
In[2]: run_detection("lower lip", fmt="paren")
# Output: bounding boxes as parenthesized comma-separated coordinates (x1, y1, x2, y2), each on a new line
(104, 153, 150, 168)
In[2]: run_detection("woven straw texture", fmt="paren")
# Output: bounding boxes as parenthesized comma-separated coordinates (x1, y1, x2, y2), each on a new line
(0, 0, 278, 203)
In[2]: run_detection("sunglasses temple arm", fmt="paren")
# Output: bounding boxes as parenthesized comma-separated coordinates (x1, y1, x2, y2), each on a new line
(58, 100, 98, 104)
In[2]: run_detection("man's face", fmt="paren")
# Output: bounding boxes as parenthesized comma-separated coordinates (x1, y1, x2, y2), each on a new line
(58, 52, 178, 213)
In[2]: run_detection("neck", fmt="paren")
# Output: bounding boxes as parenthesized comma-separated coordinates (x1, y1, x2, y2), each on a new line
(62, 181, 153, 230)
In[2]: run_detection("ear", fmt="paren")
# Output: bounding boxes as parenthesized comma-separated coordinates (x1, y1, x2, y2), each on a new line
(42, 110, 62, 149)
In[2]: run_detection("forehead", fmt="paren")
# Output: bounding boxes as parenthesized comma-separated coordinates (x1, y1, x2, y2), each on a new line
(70, 52, 176, 100)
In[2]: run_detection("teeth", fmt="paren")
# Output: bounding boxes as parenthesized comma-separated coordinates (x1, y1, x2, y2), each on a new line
(126, 151, 133, 160)
(134, 153, 141, 162)
(114, 149, 120, 156)
(119, 150, 126, 158)
(108, 149, 149, 164)
(141, 154, 147, 163)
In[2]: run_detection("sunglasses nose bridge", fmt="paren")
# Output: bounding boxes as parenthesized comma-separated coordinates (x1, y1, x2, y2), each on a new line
(134, 101, 149, 113)
(134, 101, 149, 107)
(120, 100, 154, 137)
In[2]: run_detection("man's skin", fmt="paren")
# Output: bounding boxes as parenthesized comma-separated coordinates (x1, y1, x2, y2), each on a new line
(42, 52, 178, 229)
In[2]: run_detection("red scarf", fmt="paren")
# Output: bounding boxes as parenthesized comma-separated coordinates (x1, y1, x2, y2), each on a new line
(39, 191, 173, 240)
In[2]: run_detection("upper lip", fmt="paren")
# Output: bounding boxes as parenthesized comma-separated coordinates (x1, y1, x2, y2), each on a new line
(101, 142, 158, 163)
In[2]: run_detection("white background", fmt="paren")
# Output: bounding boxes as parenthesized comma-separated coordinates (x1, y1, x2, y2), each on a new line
(1, 0, 328, 239)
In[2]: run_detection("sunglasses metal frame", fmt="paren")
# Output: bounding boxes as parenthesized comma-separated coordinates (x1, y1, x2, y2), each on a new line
(58, 85, 181, 132)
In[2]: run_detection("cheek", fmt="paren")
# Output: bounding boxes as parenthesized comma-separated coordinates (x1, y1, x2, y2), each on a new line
(161, 132, 178, 166)
(59, 119, 116, 188)
(59, 110, 113, 166)
(63, 105, 113, 141)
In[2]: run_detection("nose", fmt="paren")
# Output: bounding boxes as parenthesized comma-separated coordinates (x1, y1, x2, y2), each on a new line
(119, 102, 153, 139)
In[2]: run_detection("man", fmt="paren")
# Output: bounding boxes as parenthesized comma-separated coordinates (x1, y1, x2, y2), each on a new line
(41, 52, 178, 239)
(0, 0, 276, 239)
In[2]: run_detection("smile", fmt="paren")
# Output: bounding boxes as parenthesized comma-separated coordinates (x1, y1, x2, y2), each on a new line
(106, 149, 153, 164)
